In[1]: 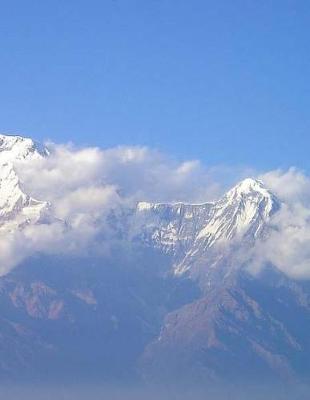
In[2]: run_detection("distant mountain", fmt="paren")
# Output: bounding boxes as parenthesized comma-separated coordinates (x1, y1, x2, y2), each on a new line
(0, 134, 308, 387)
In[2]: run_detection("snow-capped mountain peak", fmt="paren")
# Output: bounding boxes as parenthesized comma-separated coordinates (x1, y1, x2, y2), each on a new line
(223, 178, 275, 214)
(196, 177, 277, 242)
(0, 134, 48, 164)
(135, 178, 279, 276)
(225, 177, 272, 199)
(0, 135, 49, 231)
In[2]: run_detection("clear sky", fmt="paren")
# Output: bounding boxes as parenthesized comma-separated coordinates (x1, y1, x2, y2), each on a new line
(0, 0, 309, 171)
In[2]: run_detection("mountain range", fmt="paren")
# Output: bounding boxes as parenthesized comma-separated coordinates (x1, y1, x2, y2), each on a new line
(0, 134, 309, 387)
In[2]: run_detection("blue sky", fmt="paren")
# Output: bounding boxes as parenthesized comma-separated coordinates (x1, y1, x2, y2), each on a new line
(0, 0, 309, 171)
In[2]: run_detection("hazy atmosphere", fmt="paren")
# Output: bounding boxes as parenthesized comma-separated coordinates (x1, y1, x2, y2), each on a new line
(0, 1, 310, 399)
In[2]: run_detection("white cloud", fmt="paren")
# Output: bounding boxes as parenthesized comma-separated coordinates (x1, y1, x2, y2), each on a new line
(17, 142, 228, 206)
(260, 167, 310, 204)
(246, 168, 310, 279)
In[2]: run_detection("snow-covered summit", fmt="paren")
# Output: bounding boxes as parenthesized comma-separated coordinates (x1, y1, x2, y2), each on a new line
(197, 177, 277, 242)
(223, 178, 275, 215)
(0, 134, 48, 163)
(225, 177, 272, 199)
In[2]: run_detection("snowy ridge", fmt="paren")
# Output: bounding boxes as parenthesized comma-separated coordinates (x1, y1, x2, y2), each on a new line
(135, 201, 214, 259)
(136, 178, 279, 276)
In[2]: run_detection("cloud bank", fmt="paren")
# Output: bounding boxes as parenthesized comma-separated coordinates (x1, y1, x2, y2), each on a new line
(0, 142, 228, 274)
(0, 140, 310, 281)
